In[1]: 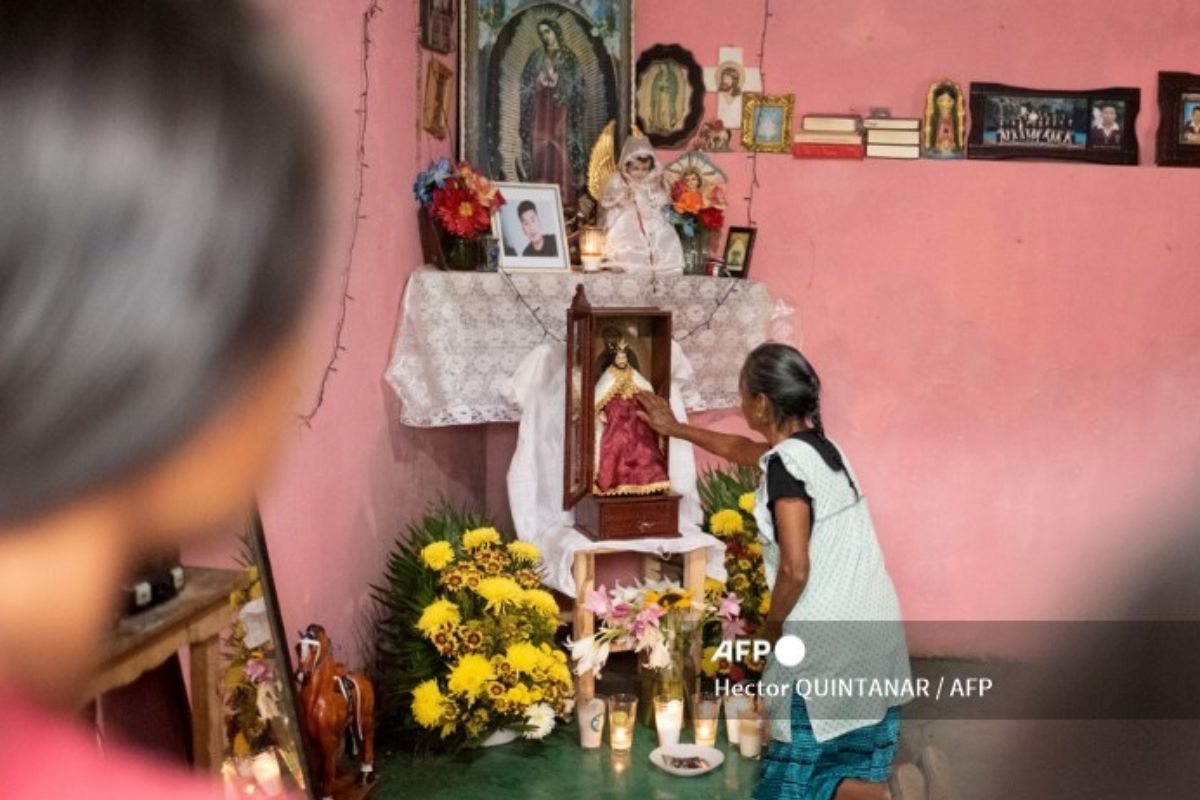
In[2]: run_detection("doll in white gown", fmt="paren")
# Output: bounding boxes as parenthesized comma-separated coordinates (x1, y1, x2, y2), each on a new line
(600, 134, 684, 272)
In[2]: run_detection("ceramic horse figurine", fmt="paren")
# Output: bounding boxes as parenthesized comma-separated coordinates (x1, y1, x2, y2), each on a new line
(295, 624, 376, 800)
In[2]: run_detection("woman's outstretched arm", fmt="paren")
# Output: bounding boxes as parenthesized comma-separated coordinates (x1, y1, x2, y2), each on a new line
(636, 392, 769, 467)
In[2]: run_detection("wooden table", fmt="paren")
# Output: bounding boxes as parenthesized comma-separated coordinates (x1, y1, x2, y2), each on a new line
(85, 567, 244, 771)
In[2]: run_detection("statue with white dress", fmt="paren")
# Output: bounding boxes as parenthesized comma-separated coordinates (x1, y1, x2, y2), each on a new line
(599, 134, 684, 273)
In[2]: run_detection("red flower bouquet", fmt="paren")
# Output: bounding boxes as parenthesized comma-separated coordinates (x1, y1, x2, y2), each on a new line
(414, 158, 505, 240)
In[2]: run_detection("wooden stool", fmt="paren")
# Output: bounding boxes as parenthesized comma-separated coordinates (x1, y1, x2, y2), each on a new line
(571, 546, 708, 702)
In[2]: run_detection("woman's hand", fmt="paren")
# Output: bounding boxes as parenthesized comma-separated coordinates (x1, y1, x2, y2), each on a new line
(636, 392, 679, 437)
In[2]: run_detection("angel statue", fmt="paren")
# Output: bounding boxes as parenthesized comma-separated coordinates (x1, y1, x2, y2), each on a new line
(593, 330, 671, 496)
(596, 133, 684, 272)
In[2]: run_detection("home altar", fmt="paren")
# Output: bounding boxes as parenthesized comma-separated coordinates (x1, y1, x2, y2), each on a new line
(386, 268, 789, 427)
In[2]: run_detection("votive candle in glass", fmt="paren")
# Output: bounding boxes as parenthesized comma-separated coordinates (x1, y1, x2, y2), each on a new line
(724, 694, 749, 744)
(608, 693, 637, 751)
(738, 700, 765, 759)
(654, 695, 684, 747)
(578, 696, 606, 749)
(692, 691, 720, 747)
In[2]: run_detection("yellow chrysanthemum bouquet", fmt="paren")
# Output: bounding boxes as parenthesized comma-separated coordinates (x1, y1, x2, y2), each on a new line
(697, 465, 771, 684)
(373, 504, 572, 751)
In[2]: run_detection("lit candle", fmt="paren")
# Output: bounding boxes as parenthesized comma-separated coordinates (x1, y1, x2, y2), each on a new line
(578, 697, 606, 749)
(738, 704, 764, 759)
(694, 717, 718, 747)
(654, 695, 684, 748)
(250, 749, 284, 797)
(221, 760, 240, 800)
(608, 693, 637, 751)
(724, 695, 747, 744)
(580, 226, 605, 271)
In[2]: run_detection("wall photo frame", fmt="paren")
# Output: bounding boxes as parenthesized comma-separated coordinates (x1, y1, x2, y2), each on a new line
(421, 0, 455, 54)
(492, 182, 571, 271)
(634, 44, 706, 149)
(722, 226, 756, 278)
(741, 93, 795, 153)
(459, 1, 634, 214)
(967, 82, 1140, 165)
(1156, 71, 1200, 167)
(422, 59, 453, 140)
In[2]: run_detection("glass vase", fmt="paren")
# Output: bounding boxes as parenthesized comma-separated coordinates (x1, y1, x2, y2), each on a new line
(637, 625, 697, 727)
(442, 234, 486, 271)
(678, 227, 713, 275)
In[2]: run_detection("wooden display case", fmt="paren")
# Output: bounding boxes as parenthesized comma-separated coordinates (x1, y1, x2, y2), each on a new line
(563, 285, 680, 541)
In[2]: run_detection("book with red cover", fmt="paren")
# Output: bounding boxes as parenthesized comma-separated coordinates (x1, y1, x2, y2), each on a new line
(791, 142, 866, 159)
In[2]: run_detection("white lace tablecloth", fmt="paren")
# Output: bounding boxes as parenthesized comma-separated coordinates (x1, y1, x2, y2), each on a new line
(386, 268, 792, 427)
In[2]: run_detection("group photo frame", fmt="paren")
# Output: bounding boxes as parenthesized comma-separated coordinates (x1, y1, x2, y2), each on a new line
(967, 82, 1140, 165)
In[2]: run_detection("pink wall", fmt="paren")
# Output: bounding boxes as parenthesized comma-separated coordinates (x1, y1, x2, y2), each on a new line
(631, 0, 1200, 625)
(231, 0, 1200, 665)
(244, 1, 484, 661)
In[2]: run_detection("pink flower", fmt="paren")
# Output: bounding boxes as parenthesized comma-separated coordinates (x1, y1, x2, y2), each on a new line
(583, 587, 611, 616)
(246, 658, 275, 684)
(721, 618, 750, 639)
(718, 593, 742, 620)
(632, 604, 665, 636)
(608, 602, 632, 620)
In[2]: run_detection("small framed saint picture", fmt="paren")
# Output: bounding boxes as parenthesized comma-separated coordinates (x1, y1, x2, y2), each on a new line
(742, 93, 795, 153)
(722, 226, 757, 278)
(491, 183, 571, 272)
(420, 0, 454, 54)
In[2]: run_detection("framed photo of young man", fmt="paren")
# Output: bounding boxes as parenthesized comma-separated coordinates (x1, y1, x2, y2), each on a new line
(492, 182, 571, 272)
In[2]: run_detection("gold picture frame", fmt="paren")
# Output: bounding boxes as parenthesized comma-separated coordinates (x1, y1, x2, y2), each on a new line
(741, 92, 795, 153)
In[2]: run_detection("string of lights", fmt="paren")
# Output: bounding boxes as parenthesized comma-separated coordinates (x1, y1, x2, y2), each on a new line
(296, 0, 382, 427)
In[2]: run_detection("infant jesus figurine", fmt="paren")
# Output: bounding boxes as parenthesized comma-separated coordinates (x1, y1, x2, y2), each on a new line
(593, 334, 672, 496)
(600, 134, 684, 272)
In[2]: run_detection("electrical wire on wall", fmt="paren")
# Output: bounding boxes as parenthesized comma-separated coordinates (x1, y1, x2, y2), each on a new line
(744, 0, 772, 228)
(297, 0, 383, 427)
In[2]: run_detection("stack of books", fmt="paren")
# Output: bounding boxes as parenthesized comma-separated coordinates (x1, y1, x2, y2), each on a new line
(863, 117, 921, 159)
(791, 114, 863, 159)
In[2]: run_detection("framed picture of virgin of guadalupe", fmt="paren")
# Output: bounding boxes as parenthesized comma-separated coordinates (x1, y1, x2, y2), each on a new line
(459, 1, 634, 215)
(563, 285, 680, 541)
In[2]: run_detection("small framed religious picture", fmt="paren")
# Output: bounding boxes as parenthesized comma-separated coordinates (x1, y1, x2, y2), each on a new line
(634, 44, 707, 149)
(422, 58, 453, 140)
(491, 182, 571, 272)
(1155, 72, 1200, 167)
(967, 82, 1139, 165)
(420, 0, 454, 54)
(742, 93, 795, 153)
(722, 226, 756, 278)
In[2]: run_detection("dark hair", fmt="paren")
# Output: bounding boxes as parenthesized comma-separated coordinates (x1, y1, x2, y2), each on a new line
(740, 343, 825, 434)
(517, 200, 538, 218)
(0, 0, 323, 524)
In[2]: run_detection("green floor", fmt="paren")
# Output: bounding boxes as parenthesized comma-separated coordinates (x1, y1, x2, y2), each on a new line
(373, 723, 763, 800)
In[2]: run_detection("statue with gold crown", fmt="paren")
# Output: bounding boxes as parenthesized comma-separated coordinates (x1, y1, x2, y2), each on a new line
(592, 327, 671, 496)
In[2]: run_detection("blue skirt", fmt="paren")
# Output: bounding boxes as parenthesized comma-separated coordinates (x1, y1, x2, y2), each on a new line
(751, 694, 902, 800)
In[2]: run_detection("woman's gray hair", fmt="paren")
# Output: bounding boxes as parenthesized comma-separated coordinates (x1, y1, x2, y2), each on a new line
(0, 0, 323, 524)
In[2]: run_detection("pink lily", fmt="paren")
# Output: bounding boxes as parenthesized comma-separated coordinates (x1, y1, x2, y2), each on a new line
(583, 587, 611, 616)
(631, 604, 665, 636)
(718, 593, 742, 620)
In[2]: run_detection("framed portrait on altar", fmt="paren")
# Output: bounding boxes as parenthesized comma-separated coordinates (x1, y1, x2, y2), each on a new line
(564, 286, 679, 540)
(491, 182, 570, 271)
(1156, 72, 1200, 167)
(458, 0, 634, 214)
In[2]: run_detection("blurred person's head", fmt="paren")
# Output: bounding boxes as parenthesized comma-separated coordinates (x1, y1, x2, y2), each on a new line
(0, 0, 322, 704)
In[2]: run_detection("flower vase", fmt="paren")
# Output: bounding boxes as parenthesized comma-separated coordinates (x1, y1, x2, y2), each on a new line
(678, 227, 712, 275)
(442, 234, 487, 271)
(481, 727, 520, 747)
(637, 628, 695, 727)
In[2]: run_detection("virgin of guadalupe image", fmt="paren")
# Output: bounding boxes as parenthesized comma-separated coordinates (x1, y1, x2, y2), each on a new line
(519, 18, 586, 207)
(592, 334, 671, 496)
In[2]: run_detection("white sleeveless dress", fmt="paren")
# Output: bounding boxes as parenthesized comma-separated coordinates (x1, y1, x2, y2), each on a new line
(753, 436, 912, 743)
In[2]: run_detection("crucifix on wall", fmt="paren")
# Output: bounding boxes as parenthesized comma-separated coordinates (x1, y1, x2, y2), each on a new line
(702, 46, 763, 129)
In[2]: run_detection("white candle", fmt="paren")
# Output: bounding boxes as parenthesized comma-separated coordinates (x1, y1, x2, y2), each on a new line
(654, 697, 684, 748)
(724, 695, 746, 744)
(611, 725, 632, 751)
(578, 697, 605, 749)
(738, 715, 763, 759)
(581, 255, 602, 272)
(250, 750, 284, 797)
(694, 717, 718, 747)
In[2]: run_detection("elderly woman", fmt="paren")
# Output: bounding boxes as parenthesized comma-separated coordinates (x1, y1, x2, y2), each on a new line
(0, 0, 321, 797)
(638, 343, 911, 800)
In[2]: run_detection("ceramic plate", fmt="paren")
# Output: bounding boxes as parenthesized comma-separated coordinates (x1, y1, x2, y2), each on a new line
(648, 744, 725, 777)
